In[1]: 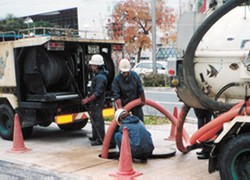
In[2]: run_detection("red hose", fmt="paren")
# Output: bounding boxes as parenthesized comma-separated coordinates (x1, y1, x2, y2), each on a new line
(102, 98, 250, 158)
(176, 104, 190, 153)
(142, 99, 190, 141)
(101, 98, 190, 158)
(101, 118, 117, 158)
(190, 100, 249, 144)
(101, 99, 141, 158)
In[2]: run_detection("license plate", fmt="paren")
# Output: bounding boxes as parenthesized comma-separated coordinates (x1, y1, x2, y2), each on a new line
(55, 114, 73, 124)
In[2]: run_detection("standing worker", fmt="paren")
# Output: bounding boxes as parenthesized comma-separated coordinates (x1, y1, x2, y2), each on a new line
(81, 54, 108, 146)
(112, 58, 146, 121)
(114, 109, 154, 162)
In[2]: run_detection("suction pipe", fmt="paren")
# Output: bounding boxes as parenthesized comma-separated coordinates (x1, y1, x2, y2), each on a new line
(101, 98, 190, 158)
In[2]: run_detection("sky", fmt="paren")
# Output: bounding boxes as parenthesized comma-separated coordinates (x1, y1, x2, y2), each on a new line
(0, 0, 111, 18)
(0, 0, 180, 19)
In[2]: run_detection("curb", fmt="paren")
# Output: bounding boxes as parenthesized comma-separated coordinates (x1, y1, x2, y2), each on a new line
(143, 87, 173, 91)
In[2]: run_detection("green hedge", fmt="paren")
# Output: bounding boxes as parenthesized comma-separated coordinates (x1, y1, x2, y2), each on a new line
(143, 73, 170, 87)
(105, 115, 169, 125)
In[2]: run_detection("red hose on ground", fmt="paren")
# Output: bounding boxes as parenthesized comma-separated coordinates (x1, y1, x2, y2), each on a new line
(101, 98, 190, 158)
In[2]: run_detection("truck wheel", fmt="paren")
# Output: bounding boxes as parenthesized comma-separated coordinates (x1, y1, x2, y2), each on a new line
(58, 120, 88, 131)
(0, 104, 14, 140)
(219, 133, 250, 180)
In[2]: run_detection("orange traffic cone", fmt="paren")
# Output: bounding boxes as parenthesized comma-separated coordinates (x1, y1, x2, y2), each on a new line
(9, 114, 31, 153)
(166, 107, 178, 141)
(109, 126, 142, 178)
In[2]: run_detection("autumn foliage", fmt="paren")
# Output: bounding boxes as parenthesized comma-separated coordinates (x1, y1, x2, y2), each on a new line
(107, 0, 177, 62)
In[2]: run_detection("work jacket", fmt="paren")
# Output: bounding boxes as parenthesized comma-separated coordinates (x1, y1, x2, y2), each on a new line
(112, 71, 144, 106)
(115, 115, 154, 159)
(90, 69, 108, 107)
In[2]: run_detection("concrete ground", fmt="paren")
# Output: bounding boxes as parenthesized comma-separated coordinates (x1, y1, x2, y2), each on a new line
(0, 121, 220, 179)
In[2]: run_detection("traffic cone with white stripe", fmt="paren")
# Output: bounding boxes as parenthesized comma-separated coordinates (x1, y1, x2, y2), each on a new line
(109, 126, 142, 178)
(9, 114, 31, 153)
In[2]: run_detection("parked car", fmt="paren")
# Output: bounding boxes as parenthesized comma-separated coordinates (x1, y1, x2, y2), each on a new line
(132, 61, 167, 82)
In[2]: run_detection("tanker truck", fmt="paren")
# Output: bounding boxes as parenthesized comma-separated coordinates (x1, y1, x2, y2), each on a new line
(0, 27, 123, 140)
(167, 0, 250, 178)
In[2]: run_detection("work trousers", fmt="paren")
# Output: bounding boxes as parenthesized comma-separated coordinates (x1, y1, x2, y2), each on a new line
(89, 104, 105, 142)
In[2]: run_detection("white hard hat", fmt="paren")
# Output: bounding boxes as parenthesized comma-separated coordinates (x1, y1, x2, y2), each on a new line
(115, 108, 127, 126)
(89, 54, 104, 65)
(119, 59, 131, 72)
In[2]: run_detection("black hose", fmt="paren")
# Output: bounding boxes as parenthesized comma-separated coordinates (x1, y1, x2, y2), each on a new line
(213, 82, 241, 117)
(214, 82, 241, 101)
(64, 55, 83, 99)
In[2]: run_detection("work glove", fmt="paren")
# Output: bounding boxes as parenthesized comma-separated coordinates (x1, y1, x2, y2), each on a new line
(81, 95, 96, 105)
(115, 99, 123, 109)
(140, 92, 146, 106)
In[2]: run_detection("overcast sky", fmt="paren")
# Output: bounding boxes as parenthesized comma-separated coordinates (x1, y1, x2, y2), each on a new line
(0, 0, 108, 18)
(0, 0, 179, 18)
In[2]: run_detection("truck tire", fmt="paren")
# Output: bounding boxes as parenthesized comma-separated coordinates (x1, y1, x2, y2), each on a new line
(219, 133, 250, 180)
(0, 104, 14, 140)
(58, 120, 88, 131)
(0, 104, 34, 140)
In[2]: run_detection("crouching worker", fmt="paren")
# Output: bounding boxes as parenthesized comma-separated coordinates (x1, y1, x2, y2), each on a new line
(114, 109, 154, 162)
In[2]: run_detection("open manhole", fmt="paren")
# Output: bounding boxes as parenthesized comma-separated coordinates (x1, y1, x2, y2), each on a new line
(99, 151, 119, 160)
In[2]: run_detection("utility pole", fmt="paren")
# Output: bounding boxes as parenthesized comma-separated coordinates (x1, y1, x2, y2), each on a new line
(122, 12, 127, 58)
(151, 0, 157, 73)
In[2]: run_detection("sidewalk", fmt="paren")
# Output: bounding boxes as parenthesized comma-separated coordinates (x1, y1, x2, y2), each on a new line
(0, 121, 220, 179)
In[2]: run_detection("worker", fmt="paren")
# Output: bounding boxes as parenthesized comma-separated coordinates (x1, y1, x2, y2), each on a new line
(111, 58, 146, 121)
(81, 54, 107, 146)
(114, 109, 154, 162)
(194, 108, 213, 159)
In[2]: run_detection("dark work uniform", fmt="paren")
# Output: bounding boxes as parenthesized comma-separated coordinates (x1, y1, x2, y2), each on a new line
(194, 108, 212, 129)
(194, 108, 213, 159)
(112, 71, 144, 121)
(89, 69, 108, 143)
(115, 115, 154, 160)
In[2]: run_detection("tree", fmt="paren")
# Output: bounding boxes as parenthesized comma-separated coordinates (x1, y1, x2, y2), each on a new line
(108, 0, 177, 62)
(0, 14, 54, 34)
(0, 14, 26, 33)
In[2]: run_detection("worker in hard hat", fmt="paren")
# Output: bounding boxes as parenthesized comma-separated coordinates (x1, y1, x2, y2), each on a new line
(111, 58, 146, 121)
(81, 54, 108, 146)
(114, 108, 154, 162)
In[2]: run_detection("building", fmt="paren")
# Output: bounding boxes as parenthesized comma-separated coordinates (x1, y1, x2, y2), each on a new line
(0, 0, 121, 39)
(28, 8, 78, 30)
